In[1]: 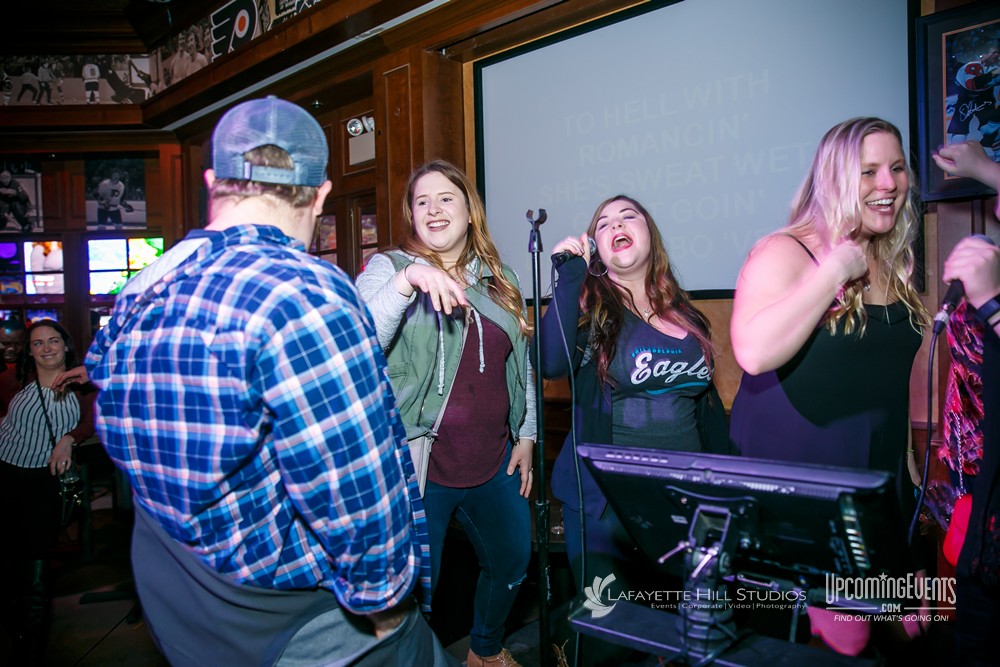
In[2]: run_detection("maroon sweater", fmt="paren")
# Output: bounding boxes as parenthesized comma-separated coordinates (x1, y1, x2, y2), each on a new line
(428, 316, 512, 487)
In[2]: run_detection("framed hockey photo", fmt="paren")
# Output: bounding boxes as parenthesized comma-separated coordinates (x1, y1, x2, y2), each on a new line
(85, 158, 147, 229)
(915, 2, 1000, 201)
(0, 157, 43, 233)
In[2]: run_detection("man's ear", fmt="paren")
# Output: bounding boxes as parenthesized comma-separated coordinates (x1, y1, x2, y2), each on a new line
(204, 169, 217, 189)
(313, 180, 333, 216)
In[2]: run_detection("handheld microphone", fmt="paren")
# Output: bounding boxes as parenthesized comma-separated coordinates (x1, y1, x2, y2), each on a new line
(552, 237, 598, 267)
(932, 234, 997, 334)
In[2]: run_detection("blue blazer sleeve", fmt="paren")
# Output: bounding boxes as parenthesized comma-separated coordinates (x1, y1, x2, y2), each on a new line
(533, 256, 589, 379)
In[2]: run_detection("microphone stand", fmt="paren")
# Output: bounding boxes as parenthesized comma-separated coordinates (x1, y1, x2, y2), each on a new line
(527, 208, 553, 667)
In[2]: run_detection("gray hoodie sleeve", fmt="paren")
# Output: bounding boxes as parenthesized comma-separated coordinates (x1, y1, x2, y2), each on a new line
(354, 252, 416, 351)
(509, 267, 537, 442)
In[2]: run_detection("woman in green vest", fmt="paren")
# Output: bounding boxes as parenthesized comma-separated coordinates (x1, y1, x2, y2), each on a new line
(356, 160, 535, 667)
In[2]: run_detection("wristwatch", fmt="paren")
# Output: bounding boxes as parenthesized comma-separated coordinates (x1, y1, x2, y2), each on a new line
(975, 292, 1000, 326)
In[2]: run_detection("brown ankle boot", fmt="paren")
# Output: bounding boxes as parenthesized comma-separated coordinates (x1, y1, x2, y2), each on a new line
(465, 648, 522, 667)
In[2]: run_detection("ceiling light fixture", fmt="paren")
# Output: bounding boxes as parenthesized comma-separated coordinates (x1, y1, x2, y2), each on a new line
(346, 118, 364, 136)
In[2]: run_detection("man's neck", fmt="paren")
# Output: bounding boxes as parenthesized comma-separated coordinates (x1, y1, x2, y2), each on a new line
(207, 198, 313, 246)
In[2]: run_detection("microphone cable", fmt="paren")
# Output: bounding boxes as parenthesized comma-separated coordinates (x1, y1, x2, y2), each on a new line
(897, 322, 940, 642)
(549, 257, 586, 667)
(909, 324, 940, 550)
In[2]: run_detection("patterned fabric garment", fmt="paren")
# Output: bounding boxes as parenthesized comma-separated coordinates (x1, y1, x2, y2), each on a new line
(941, 301, 985, 482)
(0, 383, 84, 468)
(85, 224, 430, 614)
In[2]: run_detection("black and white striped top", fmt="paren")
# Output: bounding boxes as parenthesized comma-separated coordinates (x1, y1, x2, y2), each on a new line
(0, 383, 81, 469)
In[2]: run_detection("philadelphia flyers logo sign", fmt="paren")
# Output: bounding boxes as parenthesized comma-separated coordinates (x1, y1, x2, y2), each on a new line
(211, 0, 259, 59)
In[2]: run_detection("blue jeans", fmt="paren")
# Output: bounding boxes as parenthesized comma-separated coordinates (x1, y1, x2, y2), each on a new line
(423, 453, 530, 657)
(956, 574, 1000, 666)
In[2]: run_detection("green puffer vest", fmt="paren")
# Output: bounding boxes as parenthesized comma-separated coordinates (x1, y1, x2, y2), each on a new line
(382, 251, 530, 441)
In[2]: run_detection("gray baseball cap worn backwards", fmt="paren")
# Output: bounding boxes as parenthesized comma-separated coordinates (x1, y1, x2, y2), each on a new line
(211, 95, 328, 187)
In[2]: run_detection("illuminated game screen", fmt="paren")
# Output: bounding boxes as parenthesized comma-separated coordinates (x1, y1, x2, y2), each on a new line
(88, 237, 164, 294)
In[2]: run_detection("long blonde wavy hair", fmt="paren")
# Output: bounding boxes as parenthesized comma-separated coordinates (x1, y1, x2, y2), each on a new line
(786, 117, 929, 335)
(580, 195, 714, 386)
(400, 160, 530, 336)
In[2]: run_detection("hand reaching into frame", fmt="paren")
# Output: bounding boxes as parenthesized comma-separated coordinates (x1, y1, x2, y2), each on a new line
(52, 365, 88, 393)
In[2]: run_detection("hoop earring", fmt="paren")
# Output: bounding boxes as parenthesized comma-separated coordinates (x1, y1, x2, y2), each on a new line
(588, 258, 608, 277)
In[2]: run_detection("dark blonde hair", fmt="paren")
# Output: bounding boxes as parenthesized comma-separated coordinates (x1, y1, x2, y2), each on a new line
(581, 195, 713, 386)
(787, 117, 929, 334)
(401, 160, 530, 336)
(210, 145, 320, 209)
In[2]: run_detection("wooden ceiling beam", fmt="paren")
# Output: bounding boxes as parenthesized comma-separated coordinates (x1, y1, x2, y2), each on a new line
(439, 0, 656, 63)
(1, 0, 659, 137)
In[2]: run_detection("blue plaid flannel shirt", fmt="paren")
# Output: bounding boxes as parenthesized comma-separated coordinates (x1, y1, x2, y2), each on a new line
(86, 224, 430, 614)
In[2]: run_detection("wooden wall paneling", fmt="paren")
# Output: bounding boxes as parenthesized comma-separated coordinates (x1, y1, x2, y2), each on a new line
(39, 170, 63, 231)
(178, 143, 204, 238)
(330, 197, 355, 277)
(68, 162, 89, 229)
(155, 144, 183, 247)
(325, 117, 346, 198)
(911, 210, 940, 429)
(919, 199, 985, 487)
(144, 156, 165, 233)
(58, 232, 88, 356)
(374, 46, 467, 247)
(420, 49, 465, 170)
(0, 106, 144, 132)
(375, 50, 419, 247)
(694, 298, 739, 410)
(462, 61, 478, 183)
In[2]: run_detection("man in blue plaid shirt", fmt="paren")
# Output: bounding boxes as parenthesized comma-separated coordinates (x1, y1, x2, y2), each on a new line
(85, 97, 455, 666)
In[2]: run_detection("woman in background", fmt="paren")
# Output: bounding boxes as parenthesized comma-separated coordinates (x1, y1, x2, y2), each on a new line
(729, 117, 930, 655)
(356, 160, 534, 667)
(535, 195, 730, 665)
(0, 319, 95, 665)
(934, 140, 1000, 667)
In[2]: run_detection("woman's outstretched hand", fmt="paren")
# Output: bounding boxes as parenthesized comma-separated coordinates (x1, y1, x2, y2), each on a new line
(395, 264, 469, 315)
